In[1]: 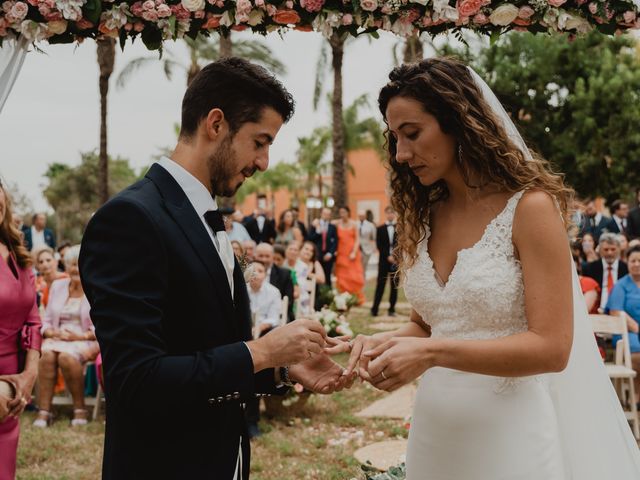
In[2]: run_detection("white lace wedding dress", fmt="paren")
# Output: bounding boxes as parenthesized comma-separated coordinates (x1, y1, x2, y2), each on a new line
(403, 190, 640, 479)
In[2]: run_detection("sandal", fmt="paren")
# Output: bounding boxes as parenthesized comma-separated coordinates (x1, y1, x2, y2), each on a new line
(71, 408, 88, 427)
(33, 410, 52, 428)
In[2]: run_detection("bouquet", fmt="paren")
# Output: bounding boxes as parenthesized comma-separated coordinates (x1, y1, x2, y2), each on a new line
(312, 307, 353, 338)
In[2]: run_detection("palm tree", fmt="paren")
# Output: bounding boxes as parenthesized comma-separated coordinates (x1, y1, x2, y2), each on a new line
(116, 35, 286, 89)
(342, 94, 385, 155)
(314, 32, 350, 211)
(235, 162, 300, 207)
(97, 37, 116, 206)
(296, 127, 331, 201)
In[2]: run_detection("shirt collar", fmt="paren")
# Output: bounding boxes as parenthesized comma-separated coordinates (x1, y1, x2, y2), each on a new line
(158, 157, 217, 217)
(602, 258, 619, 270)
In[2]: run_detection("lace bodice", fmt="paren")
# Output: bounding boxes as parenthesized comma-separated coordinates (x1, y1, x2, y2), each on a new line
(405, 191, 527, 341)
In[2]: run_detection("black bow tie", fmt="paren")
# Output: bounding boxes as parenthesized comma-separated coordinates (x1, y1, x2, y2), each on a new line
(204, 210, 225, 233)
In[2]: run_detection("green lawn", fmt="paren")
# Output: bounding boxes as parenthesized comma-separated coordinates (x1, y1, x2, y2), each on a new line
(17, 280, 410, 480)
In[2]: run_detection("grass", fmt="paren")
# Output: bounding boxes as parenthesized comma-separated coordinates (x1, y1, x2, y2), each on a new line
(16, 280, 410, 480)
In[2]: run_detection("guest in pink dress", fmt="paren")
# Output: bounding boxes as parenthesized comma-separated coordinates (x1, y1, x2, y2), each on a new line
(34, 245, 99, 428)
(0, 181, 42, 480)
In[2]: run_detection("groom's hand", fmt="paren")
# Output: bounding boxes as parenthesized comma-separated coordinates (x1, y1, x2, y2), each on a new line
(288, 354, 358, 394)
(246, 319, 328, 372)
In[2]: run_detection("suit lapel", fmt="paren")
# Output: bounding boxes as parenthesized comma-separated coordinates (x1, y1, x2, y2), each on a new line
(145, 164, 235, 317)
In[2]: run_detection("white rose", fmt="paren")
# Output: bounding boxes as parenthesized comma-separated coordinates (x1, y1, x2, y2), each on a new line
(48, 19, 68, 34)
(432, 0, 449, 14)
(20, 19, 47, 41)
(359, 0, 378, 12)
(488, 4, 519, 25)
(561, 12, 591, 32)
(181, 0, 204, 12)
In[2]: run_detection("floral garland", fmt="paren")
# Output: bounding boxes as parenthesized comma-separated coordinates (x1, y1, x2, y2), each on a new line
(0, 0, 638, 50)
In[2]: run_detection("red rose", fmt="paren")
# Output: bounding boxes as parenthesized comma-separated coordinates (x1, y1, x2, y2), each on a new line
(272, 9, 301, 24)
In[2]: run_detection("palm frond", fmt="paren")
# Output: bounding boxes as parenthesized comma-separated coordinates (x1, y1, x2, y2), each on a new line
(313, 41, 329, 110)
(234, 40, 287, 75)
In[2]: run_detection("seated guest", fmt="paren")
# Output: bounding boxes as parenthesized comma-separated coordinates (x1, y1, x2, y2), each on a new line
(275, 209, 303, 247)
(33, 247, 67, 308)
(56, 241, 71, 272)
(34, 245, 99, 428)
(273, 244, 286, 267)
(255, 243, 295, 322)
(580, 232, 599, 265)
(299, 241, 326, 313)
(606, 244, 640, 406)
(227, 210, 252, 243)
(241, 239, 256, 262)
(583, 232, 628, 311)
(573, 252, 600, 314)
(230, 240, 244, 260)
(245, 261, 282, 337)
(23, 213, 56, 252)
(619, 234, 630, 263)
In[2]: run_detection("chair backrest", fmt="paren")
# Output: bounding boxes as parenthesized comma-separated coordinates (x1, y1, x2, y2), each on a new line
(295, 276, 317, 319)
(590, 313, 633, 369)
(279, 296, 289, 326)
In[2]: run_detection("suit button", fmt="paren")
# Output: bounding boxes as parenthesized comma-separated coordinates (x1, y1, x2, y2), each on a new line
(217, 396, 223, 402)
(226, 394, 232, 401)
(208, 398, 215, 405)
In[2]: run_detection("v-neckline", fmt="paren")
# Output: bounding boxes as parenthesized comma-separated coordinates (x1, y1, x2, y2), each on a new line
(425, 192, 520, 290)
(1, 251, 20, 282)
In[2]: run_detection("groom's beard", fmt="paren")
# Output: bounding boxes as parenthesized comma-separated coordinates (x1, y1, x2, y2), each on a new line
(208, 136, 243, 197)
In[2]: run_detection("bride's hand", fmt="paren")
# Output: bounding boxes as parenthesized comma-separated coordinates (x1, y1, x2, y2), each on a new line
(335, 334, 388, 380)
(364, 337, 435, 392)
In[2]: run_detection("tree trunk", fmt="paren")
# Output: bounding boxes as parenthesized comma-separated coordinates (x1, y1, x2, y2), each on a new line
(329, 33, 346, 212)
(219, 33, 232, 58)
(403, 35, 423, 64)
(187, 64, 201, 86)
(97, 38, 116, 206)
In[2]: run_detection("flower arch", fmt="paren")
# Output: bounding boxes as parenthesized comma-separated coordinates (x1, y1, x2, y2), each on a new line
(0, 0, 639, 50)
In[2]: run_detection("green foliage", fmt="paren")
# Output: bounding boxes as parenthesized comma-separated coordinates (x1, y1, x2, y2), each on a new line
(42, 151, 139, 242)
(446, 32, 640, 200)
(364, 462, 406, 479)
(343, 94, 385, 155)
(234, 161, 300, 205)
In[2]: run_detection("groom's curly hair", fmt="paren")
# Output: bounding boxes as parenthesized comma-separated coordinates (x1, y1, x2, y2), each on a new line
(180, 57, 295, 139)
(378, 57, 574, 274)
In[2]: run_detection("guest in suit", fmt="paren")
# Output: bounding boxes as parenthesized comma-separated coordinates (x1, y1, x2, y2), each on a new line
(579, 198, 608, 243)
(358, 210, 377, 282)
(583, 232, 629, 311)
(79, 58, 353, 480)
(34, 245, 99, 428)
(602, 200, 630, 236)
(627, 189, 640, 240)
(244, 208, 277, 244)
(309, 207, 338, 285)
(255, 243, 295, 323)
(371, 206, 400, 317)
(23, 213, 56, 252)
(0, 181, 42, 480)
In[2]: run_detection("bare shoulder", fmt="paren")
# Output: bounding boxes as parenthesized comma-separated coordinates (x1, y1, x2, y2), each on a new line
(513, 189, 567, 249)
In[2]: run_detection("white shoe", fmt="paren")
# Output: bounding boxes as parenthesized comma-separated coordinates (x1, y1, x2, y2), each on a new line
(33, 410, 51, 428)
(71, 409, 88, 427)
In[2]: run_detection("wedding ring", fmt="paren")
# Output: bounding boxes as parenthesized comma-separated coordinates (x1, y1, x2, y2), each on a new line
(347, 340, 354, 351)
(381, 370, 388, 380)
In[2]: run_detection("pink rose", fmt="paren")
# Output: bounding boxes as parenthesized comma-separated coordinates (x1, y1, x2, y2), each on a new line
(342, 12, 352, 24)
(11, 2, 29, 21)
(44, 11, 63, 20)
(513, 17, 530, 25)
(142, 0, 155, 10)
(0, 17, 7, 36)
(236, 0, 251, 13)
(157, 3, 171, 17)
(142, 10, 158, 20)
(131, 2, 144, 15)
(473, 12, 489, 24)
(300, 0, 324, 13)
(155, 0, 163, 5)
(548, 0, 566, 7)
(575, 0, 586, 5)
(171, 4, 191, 19)
(518, 6, 534, 18)
(623, 11, 636, 24)
(457, 0, 483, 18)
(588, 2, 597, 14)
(194, 9, 204, 17)
(360, 0, 377, 11)
(203, 13, 221, 28)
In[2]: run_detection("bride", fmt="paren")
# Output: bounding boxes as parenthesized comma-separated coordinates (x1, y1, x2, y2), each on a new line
(331, 57, 640, 479)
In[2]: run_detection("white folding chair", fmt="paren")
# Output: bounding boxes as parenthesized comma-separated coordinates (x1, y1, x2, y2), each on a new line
(590, 313, 640, 439)
(279, 295, 289, 327)
(295, 276, 317, 319)
(49, 361, 104, 421)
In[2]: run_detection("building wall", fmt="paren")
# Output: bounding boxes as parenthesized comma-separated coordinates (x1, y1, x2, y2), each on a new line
(237, 148, 390, 225)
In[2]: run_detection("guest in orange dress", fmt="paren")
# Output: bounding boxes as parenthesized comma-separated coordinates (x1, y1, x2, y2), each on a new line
(333, 206, 365, 304)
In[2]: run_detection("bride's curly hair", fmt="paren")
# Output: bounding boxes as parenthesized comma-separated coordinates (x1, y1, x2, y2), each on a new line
(0, 179, 32, 269)
(378, 57, 574, 274)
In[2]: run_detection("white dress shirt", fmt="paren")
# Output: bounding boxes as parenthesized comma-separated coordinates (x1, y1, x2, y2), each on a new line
(157, 157, 235, 294)
(386, 222, 396, 245)
(613, 215, 627, 233)
(600, 259, 620, 309)
(257, 215, 266, 232)
(247, 281, 282, 329)
(31, 226, 46, 251)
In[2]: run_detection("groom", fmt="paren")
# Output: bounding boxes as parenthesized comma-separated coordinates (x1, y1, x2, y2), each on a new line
(80, 58, 353, 480)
